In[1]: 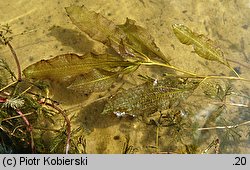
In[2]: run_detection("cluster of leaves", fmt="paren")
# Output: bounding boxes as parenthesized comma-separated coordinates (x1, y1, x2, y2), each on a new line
(23, 5, 173, 95)
(0, 26, 72, 153)
(1, 5, 249, 153)
(0, 24, 12, 45)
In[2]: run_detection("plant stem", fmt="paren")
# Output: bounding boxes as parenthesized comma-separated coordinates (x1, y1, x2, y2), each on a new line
(198, 120, 250, 131)
(163, 70, 250, 82)
(226, 64, 240, 78)
(139, 59, 250, 82)
(6, 42, 22, 81)
(16, 109, 34, 153)
(197, 75, 250, 82)
(139, 61, 197, 76)
(1, 112, 33, 121)
(0, 81, 18, 92)
(42, 102, 71, 154)
(16, 109, 32, 131)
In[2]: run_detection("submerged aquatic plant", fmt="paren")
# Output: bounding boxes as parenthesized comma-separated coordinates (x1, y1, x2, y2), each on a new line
(1, 5, 249, 154)
(102, 77, 200, 118)
(0, 25, 71, 154)
(172, 24, 240, 77)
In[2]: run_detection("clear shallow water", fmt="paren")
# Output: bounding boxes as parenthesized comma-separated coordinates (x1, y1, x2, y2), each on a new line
(0, 0, 249, 153)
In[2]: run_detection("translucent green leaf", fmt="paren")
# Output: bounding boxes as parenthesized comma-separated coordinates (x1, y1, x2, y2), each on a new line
(65, 5, 170, 63)
(118, 18, 169, 63)
(172, 24, 194, 45)
(23, 53, 134, 81)
(172, 24, 239, 77)
(67, 69, 118, 93)
(65, 5, 125, 43)
(68, 64, 139, 92)
(102, 78, 199, 116)
(172, 24, 227, 64)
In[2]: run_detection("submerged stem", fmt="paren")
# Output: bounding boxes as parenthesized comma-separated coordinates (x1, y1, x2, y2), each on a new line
(0, 81, 18, 92)
(163, 74, 250, 81)
(226, 63, 240, 78)
(6, 42, 22, 81)
(139, 61, 197, 76)
(198, 120, 250, 131)
(141, 61, 250, 82)
(42, 102, 71, 154)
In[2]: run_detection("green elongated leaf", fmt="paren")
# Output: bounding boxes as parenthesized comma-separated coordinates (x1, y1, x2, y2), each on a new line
(172, 24, 194, 45)
(172, 24, 240, 77)
(23, 53, 135, 81)
(65, 5, 125, 43)
(118, 18, 170, 63)
(65, 5, 170, 63)
(102, 77, 200, 116)
(68, 64, 139, 92)
(172, 24, 226, 64)
(67, 69, 118, 93)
